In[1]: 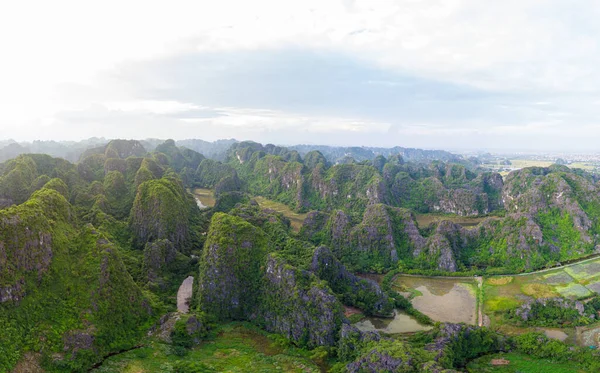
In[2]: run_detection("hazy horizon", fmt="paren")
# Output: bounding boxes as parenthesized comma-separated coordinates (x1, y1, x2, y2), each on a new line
(3, 136, 598, 156)
(3, 1, 600, 151)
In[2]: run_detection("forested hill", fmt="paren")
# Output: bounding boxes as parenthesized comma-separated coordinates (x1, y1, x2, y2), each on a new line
(2, 138, 600, 372)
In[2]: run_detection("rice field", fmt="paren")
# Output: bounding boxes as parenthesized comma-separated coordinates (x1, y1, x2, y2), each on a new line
(254, 196, 308, 232)
(414, 214, 496, 229)
(483, 257, 600, 339)
(192, 188, 216, 208)
(190, 189, 307, 232)
(484, 257, 600, 310)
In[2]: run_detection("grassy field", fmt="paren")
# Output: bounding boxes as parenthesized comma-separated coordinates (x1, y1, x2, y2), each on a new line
(508, 159, 555, 169)
(191, 189, 307, 232)
(466, 352, 587, 373)
(254, 196, 308, 232)
(415, 213, 497, 229)
(192, 188, 216, 208)
(92, 323, 322, 373)
(483, 159, 598, 175)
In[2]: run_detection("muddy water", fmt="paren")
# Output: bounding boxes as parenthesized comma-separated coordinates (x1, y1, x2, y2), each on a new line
(395, 276, 478, 325)
(354, 310, 432, 334)
(541, 328, 569, 342)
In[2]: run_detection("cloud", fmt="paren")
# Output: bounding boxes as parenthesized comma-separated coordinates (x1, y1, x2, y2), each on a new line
(3, 0, 600, 151)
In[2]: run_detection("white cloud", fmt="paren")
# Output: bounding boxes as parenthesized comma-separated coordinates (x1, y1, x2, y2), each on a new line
(180, 106, 390, 134)
(2, 0, 600, 149)
(104, 100, 204, 115)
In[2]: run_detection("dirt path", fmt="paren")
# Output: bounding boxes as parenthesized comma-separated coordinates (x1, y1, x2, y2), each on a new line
(476, 276, 483, 327)
(177, 276, 194, 313)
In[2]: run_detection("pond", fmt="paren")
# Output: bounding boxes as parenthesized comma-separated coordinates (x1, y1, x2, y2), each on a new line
(394, 276, 479, 325)
(354, 310, 432, 334)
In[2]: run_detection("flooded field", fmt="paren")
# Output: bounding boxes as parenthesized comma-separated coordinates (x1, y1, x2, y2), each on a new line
(543, 328, 569, 342)
(192, 188, 216, 208)
(484, 257, 600, 325)
(481, 258, 600, 346)
(394, 276, 479, 324)
(254, 196, 308, 232)
(354, 310, 432, 334)
(414, 214, 496, 229)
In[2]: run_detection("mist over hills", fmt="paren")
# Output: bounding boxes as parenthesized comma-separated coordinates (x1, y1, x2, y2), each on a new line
(0, 137, 467, 165)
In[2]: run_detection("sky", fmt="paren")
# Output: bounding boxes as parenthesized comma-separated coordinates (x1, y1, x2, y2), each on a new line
(2, 0, 600, 151)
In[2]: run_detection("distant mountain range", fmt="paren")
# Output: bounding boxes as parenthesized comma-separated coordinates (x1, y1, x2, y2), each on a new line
(0, 138, 465, 164)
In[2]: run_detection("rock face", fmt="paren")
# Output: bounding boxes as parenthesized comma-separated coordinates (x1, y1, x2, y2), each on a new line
(337, 323, 381, 362)
(0, 182, 153, 371)
(143, 239, 177, 282)
(349, 204, 399, 268)
(0, 188, 69, 303)
(305, 204, 429, 272)
(302, 164, 600, 272)
(340, 323, 502, 373)
(198, 213, 267, 320)
(384, 162, 503, 216)
(310, 246, 393, 316)
(259, 255, 343, 347)
(513, 297, 588, 323)
(130, 177, 190, 248)
(197, 212, 344, 347)
(502, 167, 598, 257)
(345, 339, 416, 373)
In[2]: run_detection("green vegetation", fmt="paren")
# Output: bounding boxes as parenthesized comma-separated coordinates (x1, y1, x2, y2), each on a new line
(0, 187, 154, 372)
(131, 176, 191, 249)
(467, 352, 585, 373)
(197, 213, 268, 320)
(6, 140, 600, 372)
(93, 323, 322, 373)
